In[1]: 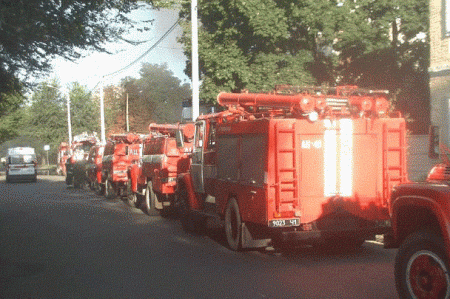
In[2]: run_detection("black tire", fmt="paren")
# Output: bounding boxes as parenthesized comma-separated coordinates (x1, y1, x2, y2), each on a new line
(143, 181, 158, 216)
(125, 180, 138, 208)
(65, 174, 73, 186)
(94, 181, 104, 195)
(73, 175, 81, 189)
(224, 198, 242, 251)
(104, 179, 116, 200)
(176, 185, 205, 234)
(395, 229, 450, 299)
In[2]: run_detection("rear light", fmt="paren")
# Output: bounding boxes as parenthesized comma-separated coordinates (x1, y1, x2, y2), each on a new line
(427, 164, 450, 181)
(315, 98, 327, 110)
(300, 97, 314, 113)
(361, 99, 373, 111)
(374, 97, 389, 114)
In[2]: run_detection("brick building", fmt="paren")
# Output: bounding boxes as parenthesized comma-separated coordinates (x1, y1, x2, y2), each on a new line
(429, 0, 450, 146)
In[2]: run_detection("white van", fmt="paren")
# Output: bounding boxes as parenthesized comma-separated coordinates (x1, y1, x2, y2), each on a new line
(5, 147, 37, 182)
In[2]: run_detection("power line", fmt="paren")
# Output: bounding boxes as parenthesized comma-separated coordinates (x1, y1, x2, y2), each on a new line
(103, 17, 181, 79)
(92, 17, 181, 91)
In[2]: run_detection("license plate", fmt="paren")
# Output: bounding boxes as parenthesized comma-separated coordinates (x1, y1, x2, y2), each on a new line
(269, 218, 300, 227)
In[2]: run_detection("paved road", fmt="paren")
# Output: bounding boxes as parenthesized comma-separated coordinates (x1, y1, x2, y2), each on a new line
(0, 175, 398, 298)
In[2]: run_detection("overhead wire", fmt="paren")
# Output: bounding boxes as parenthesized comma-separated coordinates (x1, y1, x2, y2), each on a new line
(92, 17, 182, 90)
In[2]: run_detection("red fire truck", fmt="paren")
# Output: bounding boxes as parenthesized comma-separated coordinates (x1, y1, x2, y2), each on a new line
(127, 123, 194, 215)
(85, 144, 104, 194)
(57, 142, 70, 176)
(175, 85, 408, 251)
(65, 133, 99, 188)
(101, 133, 143, 199)
(389, 143, 450, 298)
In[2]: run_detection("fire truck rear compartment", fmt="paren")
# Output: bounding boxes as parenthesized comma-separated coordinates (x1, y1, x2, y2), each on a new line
(213, 117, 403, 246)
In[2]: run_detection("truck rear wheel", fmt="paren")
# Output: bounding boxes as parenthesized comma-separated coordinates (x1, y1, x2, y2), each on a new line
(177, 185, 206, 234)
(395, 229, 450, 299)
(225, 198, 242, 251)
(143, 181, 158, 216)
(65, 174, 73, 186)
(125, 180, 138, 208)
(104, 179, 116, 199)
(94, 181, 104, 195)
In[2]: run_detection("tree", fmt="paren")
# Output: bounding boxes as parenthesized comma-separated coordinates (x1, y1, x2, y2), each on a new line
(0, 0, 151, 107)
(19, 82, 68, 162)
(2, 81, 102, 163)
(68, 82, 100, 136)
(333, 0, 429, 132)
(0, 92, 26, 144)
(117, 63, 191, 133)
(136, 63, 191, 124)
(157, 0, 429, 132)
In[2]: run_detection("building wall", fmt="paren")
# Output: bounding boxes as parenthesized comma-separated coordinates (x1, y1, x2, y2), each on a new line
(407, 135, 439, 181)
(429, 0, 450, 146)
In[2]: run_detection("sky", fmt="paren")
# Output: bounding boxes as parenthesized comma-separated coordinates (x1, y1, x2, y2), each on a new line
(47, 6, 189, 91)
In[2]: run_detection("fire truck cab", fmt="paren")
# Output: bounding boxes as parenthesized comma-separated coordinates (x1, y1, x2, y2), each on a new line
(390, 144, 450, 298)
(127, 123, 194, 215)
(65, 133, 98, 188)
(101, 133, 143, 199)
(57, 142, 70, 176)
(177, 85, 408, 251)
(86, 144, 104, 194)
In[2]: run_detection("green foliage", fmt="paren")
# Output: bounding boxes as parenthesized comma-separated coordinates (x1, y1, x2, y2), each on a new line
(0, 0, 150, 107)
(122, 63, 191, 131)
(0, 81, 101, 163)
(68, 82, 100, 136)
(0, 92, 26, 143)
(101, 63, 190, 135)
(137, 63, 191, 125)
(169, 0, 430, 132)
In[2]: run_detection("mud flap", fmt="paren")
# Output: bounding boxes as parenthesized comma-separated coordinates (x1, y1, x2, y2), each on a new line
(241, 223, 271, 249)
(155, 198, 163, 210)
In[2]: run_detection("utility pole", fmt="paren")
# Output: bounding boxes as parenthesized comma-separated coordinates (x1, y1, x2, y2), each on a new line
(100, 78, 106, 144)
(191, 0, 200, 121)
(126, 93, 129, 132)
(66, 91, 72, 144)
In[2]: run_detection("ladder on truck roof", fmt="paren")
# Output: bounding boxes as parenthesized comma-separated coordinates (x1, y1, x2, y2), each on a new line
(274, 121, 300, 217)
(382, 121, 407, 204)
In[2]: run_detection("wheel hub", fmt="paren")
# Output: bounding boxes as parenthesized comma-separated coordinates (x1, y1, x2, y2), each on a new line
(407, 250, 449, 299)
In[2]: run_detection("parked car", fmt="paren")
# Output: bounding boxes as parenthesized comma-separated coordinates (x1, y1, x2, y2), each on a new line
(4, 147, 37, 183)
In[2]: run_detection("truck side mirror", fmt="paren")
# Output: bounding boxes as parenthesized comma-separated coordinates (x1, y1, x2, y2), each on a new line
(175, 130, 184, 148)
(429, 125, 440, 159)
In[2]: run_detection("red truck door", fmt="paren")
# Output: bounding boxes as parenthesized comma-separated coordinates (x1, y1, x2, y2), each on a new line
(191, 120, 206, 193)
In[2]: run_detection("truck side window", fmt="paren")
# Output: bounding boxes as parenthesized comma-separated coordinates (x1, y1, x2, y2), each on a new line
(207, 123, 216, 149)
(195, 123, 204, 148)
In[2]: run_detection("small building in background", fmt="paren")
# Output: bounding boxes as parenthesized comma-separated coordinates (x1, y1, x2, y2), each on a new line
(429, 0, 450, 147)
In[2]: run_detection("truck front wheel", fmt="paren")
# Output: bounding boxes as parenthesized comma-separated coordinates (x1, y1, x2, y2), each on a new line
(395, 230, 450, 299)
(225, 198, 242, 251)
(143, 181, 158, 216)
(125, 180, 138, 208)
(104, 179, 116, 200)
